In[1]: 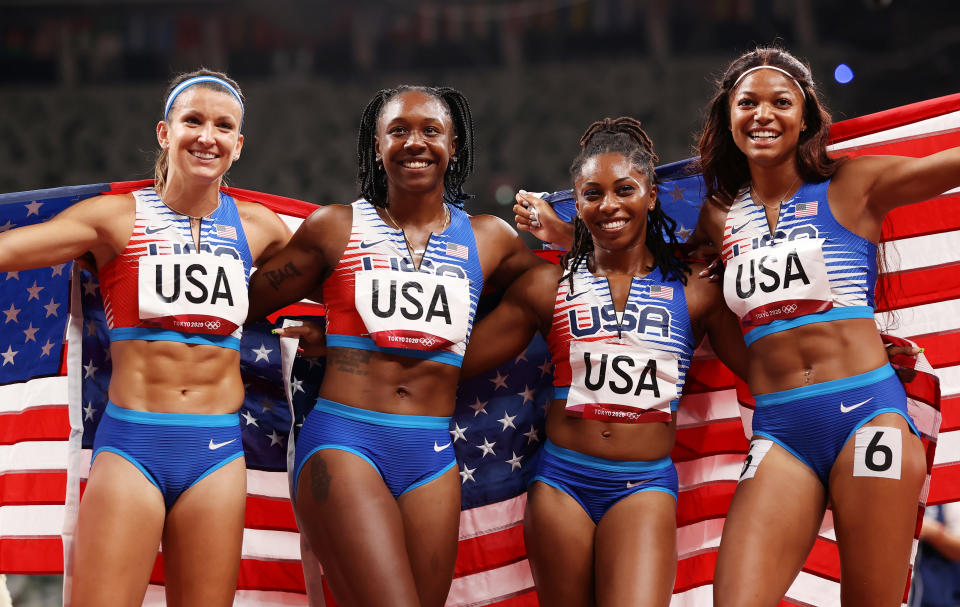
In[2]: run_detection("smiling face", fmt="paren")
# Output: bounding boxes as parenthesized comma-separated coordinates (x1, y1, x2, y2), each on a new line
(156, 86, 244, 186)
(575, 152, 657, 253)
(728, 68, 806, 169)
(374, 90, 457, 200)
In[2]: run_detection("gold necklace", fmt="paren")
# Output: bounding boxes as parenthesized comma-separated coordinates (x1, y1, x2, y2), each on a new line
(751, 176, 801, 210)
(383, 203, 450, 256)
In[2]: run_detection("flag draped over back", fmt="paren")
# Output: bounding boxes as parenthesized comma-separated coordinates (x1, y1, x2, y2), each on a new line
(0, 94, 957, 606)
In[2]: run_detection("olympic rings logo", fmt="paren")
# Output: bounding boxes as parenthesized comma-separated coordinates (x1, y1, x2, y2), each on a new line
(205, 320, 222, 330)
(782, 304, 798, 314)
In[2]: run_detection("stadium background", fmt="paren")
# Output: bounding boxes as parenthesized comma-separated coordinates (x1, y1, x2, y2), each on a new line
(0, 0, 958, 604)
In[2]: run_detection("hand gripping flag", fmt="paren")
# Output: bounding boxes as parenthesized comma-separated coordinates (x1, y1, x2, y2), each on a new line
(0, 93, 958, 606)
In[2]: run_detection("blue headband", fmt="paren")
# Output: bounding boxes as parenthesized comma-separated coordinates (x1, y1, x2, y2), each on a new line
(163, 76, 244, 123)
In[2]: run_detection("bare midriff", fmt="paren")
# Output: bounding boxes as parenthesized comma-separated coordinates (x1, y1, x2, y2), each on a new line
(318, 346, 460, 418)
(546, 400, 676, 462)
(745, 317, 888, 396)
(108, 339, 244, 414)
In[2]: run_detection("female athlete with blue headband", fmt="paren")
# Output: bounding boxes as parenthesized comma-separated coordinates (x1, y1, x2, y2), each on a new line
(0, 68, 291, 606)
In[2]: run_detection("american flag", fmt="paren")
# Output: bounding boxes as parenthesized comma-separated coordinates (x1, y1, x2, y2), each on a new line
(795, 201, 819, 218)
(0, 92, 959, 606)
(215, 223, 238, 240)
(649, 284, 674, 300)
(446, 241, 470, 260)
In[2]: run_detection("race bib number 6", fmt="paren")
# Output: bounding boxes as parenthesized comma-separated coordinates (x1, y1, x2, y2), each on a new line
(355, 270, 470, 351)
(565, 341, 679, 423)
(723, 238, 832, 326)
(138, 253, 248, 335)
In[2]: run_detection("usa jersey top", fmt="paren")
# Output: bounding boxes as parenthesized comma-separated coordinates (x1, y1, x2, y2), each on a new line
(99, 187, 253, 350)
(546, 263, 695, 423)
(720, 179, 877, 347)
(322, 199, 484, 367)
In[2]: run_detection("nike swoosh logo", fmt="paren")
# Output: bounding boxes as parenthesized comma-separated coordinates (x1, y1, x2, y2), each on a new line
(840, 397, 874, 414)
(626, 480, 647, 489)
(145, 224, 174, 234)
(730, 223, 749, 235)
(433, 441, 452, 452)
(209, 438, 237, 450)
(360, 239, 387, 249)
(565, 291, 587, 302)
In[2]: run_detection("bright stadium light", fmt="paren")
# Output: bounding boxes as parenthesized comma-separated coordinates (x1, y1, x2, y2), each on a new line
(834, 63, 855, 84)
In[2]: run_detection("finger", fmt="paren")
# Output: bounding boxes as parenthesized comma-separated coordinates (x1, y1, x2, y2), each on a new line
(886, 345, 922, 356)
(513, 204, 533, 220)
(272, 326, 314, 338)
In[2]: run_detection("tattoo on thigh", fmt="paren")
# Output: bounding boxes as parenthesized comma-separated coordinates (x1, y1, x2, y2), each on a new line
(265, 261, 302, 291)
(310, 456, 332, 504)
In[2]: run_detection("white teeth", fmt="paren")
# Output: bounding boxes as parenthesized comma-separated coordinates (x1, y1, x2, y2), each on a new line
(191, 151, 217, 159)
(403, 160, 429, 168)
(600, 220, 627, 229)
(750, 130, 779, 139)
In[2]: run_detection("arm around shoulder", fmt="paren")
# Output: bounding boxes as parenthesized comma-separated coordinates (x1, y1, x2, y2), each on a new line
(472, 213, 546, 293)
(461, 262, 560, 380)
(247, 203, 351, 322)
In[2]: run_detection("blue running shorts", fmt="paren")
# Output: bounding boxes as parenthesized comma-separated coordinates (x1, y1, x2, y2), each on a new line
(92, 402, 244, 510)
(293, 398, 456, 500)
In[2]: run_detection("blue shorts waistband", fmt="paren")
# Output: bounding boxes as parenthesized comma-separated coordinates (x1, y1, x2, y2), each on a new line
(313, 397, 451, 429)
(104, 401, 240, 427)
(543, 440, 672, 473)
(754, 364, 896, 407)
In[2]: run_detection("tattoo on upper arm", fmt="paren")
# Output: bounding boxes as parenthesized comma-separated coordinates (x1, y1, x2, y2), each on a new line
(265, 261, 302, 291)
(309, 455, 332, 504)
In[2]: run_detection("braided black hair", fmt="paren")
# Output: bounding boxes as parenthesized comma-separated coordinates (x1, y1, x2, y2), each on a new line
(560, 117, 690, 288)
(356, 85, 475, 208)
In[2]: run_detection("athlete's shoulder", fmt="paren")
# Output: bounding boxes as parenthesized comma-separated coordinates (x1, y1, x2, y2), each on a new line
(469, 212, 516, 238)
(299, 201, 353, 235)
(524, 260, 564, 285)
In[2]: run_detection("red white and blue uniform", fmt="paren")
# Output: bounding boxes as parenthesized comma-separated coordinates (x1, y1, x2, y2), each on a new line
(99, 187, 253, 351)
(721, 180, 916, 485)
(294, 199, 482, 500)
(322, 199, 483, 367)
(92, 187, 249, 508)
(720, 179, 876, 347)
(531, 263, 694, 522)
(546, 263, 694, 422)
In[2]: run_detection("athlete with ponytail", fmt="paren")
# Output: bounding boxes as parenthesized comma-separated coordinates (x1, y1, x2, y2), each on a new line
(0, 69, 291, 606)
(461, 117, 747, 606)
(247, 85, 541, 607)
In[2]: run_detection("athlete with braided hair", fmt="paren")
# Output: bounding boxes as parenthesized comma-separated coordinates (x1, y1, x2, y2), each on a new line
(247, 85, 541, 607)
(462, 117, 747, 606)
